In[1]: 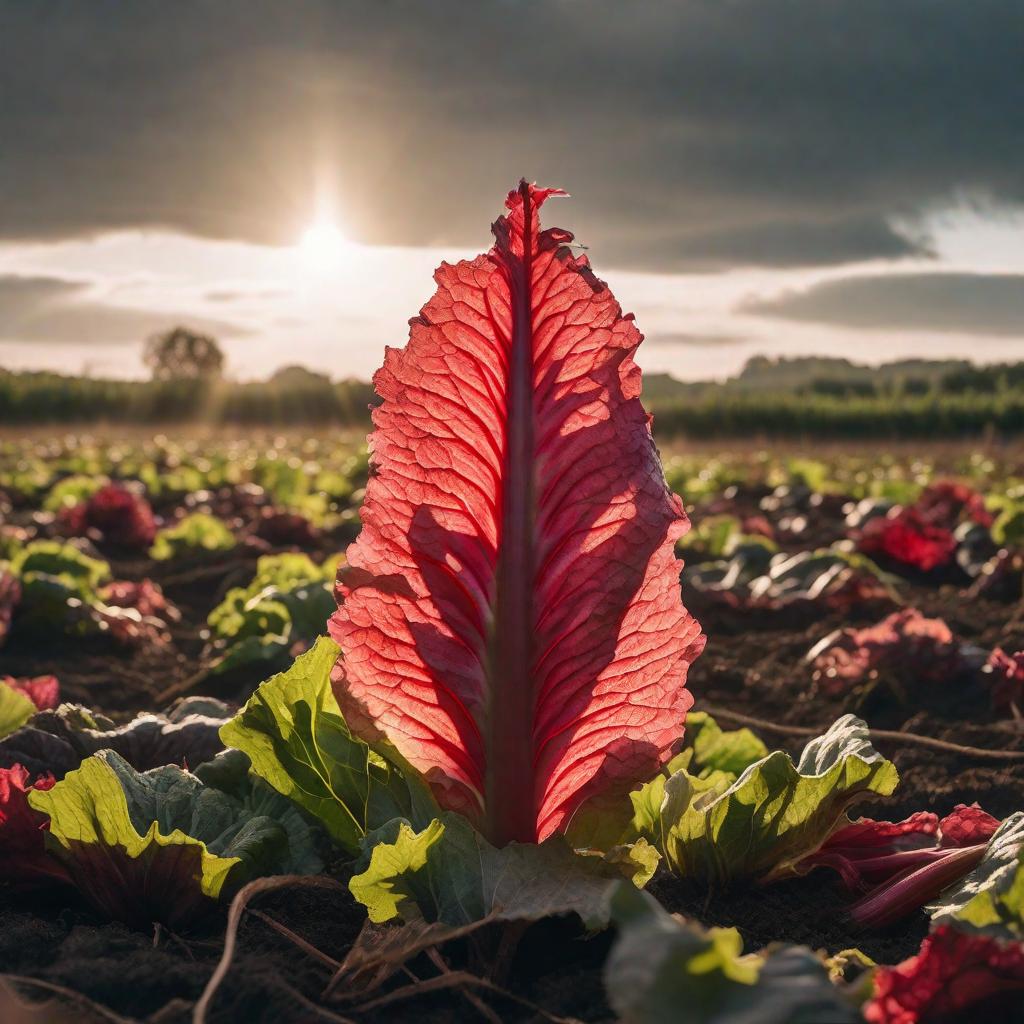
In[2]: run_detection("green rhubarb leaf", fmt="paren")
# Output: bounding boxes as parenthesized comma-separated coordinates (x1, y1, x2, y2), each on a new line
(149, 512, 235, 561)
(28, 748, 317, 928)
(350, 811, 645, 928)
(11, 540, 110, 591)
(637, 715, 897, 886)
(605, 883, 859, 1024)
(929, 812, 1024, 940)
(207, 553, 332, 640)
(687, 712, 769, 777)
(0, 680, 36, 739)
(206, 554, 337, 675)
(219, 637, 436, 853)
(194, 748, 326, 876)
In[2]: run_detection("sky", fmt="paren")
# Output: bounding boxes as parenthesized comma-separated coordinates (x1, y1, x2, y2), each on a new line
(1, 1, 1022, 382)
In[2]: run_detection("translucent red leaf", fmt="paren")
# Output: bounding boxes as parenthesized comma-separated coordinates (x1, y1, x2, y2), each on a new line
(984, 647, 1024, 712)
(329, 182, 704, 844)
(856, 508, 957, 571)
(0, 764, 67, 886)
(865, 926, 1024, 1024)
(61, 483, 157, 549)
(3, 675, 59, 712)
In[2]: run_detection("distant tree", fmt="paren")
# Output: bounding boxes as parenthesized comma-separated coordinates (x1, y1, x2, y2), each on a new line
(806, 376, 876, 398)
(268, 364, 332, 388)
(901, 376, 932, 397)
(941, 366, 998, 395)
(144, 327, 224, 382)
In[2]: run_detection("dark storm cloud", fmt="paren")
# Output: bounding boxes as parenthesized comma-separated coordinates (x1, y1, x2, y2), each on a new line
(0, 1, 1021, 269)
(743, 273, 1024, 335)
(0, 273, 252, 346)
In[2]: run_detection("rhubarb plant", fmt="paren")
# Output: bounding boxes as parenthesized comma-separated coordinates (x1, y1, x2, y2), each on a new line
(328, 181, 704, 847)
(150, 512, 235, 561)
(928, 812, 1024, 939)
(206, 552, 338, 675)
(862, 814, 1024, 1022)
(28, 748, 325, 928)
(628, 715, 898, 886)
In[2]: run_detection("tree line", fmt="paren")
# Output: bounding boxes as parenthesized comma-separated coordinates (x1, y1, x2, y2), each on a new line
(2, 327, 1023, 438)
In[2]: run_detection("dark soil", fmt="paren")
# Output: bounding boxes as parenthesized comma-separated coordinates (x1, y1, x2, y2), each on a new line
(3, 495, 1023, 1022)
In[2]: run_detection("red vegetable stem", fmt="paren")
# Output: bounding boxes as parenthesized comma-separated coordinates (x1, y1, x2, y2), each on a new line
(486, 179, 539, 846)
(849, 843, 988, 930)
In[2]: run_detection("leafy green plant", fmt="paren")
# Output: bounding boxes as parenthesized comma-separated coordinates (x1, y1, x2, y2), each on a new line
(150, 512, 236, 561)
(220, 637, 436, 853)
(205, 552, 338, 675)
(43, 474, 108, 512)
(28, 748, 324, 928)
(629, 715, 898, 886)
(11, 539, 111, 594)
(604, 884, 858, 1024)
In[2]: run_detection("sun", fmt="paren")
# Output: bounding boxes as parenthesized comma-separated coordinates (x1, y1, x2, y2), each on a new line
(298, 220, 352, 271)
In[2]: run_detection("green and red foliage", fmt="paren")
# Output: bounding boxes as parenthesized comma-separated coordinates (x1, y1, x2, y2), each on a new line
(0, 186, 1022, 1023)
(2, 675, 59, 713)
(808, 609, 962, 697)
(59, 482, 157, 549)
(329, 182, 705, 845)
(0, 764, 67, 887)
(864, 926, 1024, 1024)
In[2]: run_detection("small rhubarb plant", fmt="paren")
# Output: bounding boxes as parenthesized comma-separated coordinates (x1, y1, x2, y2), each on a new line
(625, 714, 898, 887)
(810, 804, 1001, 929)
(26, 747, 326, 928)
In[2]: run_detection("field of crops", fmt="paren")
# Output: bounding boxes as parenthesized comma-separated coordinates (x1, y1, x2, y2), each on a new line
(1, 431, 1022, 1023)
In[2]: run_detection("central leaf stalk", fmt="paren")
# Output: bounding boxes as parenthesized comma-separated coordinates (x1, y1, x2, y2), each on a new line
(486, 181, 538, 846)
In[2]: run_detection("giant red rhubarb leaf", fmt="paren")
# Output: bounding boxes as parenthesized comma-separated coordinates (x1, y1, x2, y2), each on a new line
(330, 182, 704, 845)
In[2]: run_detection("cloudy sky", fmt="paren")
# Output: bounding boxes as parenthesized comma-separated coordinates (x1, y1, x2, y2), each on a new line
(1, 1, 1022, 381)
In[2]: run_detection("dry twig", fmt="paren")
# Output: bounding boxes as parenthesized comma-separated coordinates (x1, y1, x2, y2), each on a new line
(703, 704, 1024, 761)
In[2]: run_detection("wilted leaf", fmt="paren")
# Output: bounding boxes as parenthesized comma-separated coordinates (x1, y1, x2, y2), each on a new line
(0, 697, 230, 779)
(349, 810, 643, 928)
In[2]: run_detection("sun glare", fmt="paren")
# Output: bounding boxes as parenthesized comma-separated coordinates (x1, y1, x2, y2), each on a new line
(298, 220, 352, 271)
